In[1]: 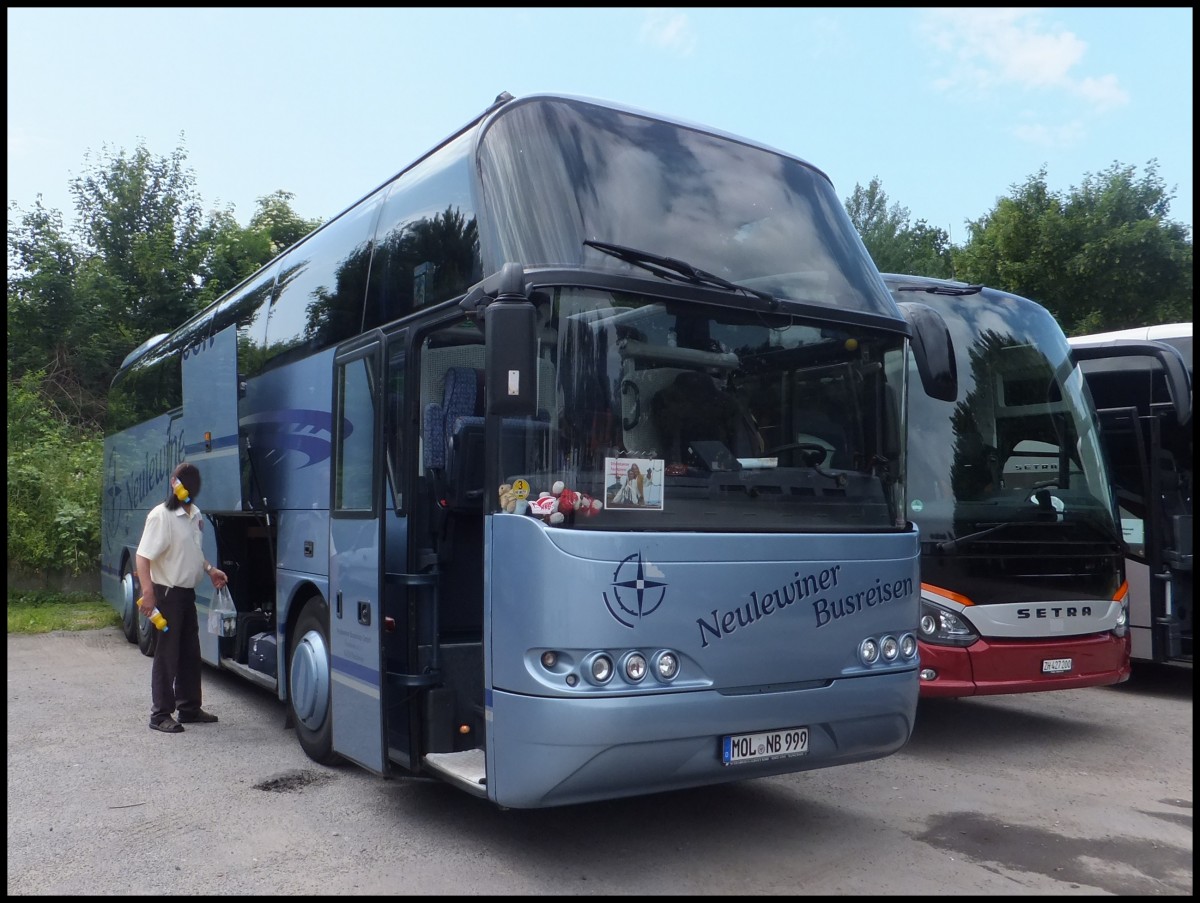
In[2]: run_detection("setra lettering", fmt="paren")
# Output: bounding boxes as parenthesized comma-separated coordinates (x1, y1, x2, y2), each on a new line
(1018, 605, 1093, 620)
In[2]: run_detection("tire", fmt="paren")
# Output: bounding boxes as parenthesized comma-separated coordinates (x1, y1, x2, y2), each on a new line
(120, 564, 139, 644)
(288, 597, 339, 765)
(136, 603, 160, 657)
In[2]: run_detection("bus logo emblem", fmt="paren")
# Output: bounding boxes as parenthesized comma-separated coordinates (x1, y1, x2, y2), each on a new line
(603, 552, 667, 628)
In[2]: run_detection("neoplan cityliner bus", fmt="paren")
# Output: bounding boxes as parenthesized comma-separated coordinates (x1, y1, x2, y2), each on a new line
(101, 92, 955, 808)
(1068, 323, 1192, 665)
(881, 275, 1130, 696)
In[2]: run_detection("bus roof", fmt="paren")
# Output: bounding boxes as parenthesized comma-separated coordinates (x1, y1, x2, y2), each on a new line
(1068, 322, 1191, 344)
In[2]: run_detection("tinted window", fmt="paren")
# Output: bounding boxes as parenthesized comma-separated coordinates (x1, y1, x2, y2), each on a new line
(477, 97, 898, 317)
(208, 264, 278, 379)
(106, 344, 182, 432)
(365, 129, 483, 329)
(264, 192, 384, 370)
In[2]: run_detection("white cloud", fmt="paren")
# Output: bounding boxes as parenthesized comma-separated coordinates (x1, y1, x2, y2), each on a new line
(7, 126, 50, 159)
(639, 9, 697, 57)
(918, 8, 1128, 112)
(1011, 118, 1087, 148)
(1072, 74, 1130, 112)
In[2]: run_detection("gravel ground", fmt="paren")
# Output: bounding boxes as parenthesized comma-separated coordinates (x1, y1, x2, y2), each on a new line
(7, 627, 1192, 896)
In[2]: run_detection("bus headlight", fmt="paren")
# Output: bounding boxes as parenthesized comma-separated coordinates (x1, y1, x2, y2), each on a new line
(881, 635, 899, 661)
(900, 633, 918, 659)
(918, 601, 978, 647)
(587, 653, 613, 685)
(1114, 600, 1129, 637)
(653, 651, 679, 681)
(622, 652, 647, 683)
(859, 638, 880, 665)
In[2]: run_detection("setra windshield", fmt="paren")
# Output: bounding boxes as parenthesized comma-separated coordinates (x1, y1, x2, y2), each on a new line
(489, 286, 910, 532)
(896, 284, 1121, 547)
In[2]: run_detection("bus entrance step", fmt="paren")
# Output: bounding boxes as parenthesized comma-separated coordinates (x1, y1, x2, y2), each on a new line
(423, 748, 487, 798)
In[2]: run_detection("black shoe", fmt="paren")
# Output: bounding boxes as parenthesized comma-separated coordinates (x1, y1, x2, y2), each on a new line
(178, 709, 218, 724)
(150, 717, 184, 733)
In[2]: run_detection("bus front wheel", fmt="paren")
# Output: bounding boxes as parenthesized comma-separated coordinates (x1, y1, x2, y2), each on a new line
(288, 597, 338, 765)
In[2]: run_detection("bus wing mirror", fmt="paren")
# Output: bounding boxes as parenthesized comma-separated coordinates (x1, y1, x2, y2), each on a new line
(898, 301, 958, 402)
(482, 263, 538, 417)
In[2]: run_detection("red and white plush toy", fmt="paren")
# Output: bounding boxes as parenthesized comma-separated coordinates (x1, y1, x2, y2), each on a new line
(527, 493, 558, 520)
(548, 481, 602, 524)
(527, 482, 603, 525)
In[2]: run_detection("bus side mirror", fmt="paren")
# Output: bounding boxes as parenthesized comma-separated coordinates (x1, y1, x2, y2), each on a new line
(483, 263, 538, 417)
(899, 301, 958, 402)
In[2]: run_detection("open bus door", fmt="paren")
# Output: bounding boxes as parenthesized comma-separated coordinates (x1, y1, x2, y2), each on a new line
(181, 323, 245, 665)
(329, 331, 387, 773)
(181, 323, 246, 510)
(1072, 340, 1193, 663)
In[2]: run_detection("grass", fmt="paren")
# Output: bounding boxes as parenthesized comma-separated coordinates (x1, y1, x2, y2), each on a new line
(7, 589, 121, 634)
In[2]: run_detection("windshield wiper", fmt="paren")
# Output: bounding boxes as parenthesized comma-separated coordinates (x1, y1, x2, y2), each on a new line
(935, 516, 1122, 554)
(584, 240, 776, 305)
(894, 282, 983, 296)
(934, 522, 1011, 554)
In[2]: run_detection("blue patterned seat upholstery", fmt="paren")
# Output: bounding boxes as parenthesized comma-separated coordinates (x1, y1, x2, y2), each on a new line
(424, 367, 482, 473)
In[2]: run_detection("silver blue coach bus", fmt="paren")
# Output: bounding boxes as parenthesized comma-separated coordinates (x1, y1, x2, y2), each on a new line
(101, 92, 955, 808)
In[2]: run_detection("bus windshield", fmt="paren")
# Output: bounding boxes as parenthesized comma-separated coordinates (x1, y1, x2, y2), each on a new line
(903, 287, 1119, 547)
(479, 286, 907, 532)
(476, 95, 900, 318)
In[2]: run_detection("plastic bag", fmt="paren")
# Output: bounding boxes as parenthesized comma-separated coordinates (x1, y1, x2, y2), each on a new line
(207, 585, 238, 637)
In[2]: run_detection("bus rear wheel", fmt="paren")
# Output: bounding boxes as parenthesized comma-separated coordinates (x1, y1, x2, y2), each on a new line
(120, 564, 139, 644)
(136, 602, 159, 657)
(288, 597, 338, 765)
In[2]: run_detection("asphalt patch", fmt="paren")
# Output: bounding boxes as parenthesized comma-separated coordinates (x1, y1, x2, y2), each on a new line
(918, 810, 1191, 895)
(253, 769, 337, 793)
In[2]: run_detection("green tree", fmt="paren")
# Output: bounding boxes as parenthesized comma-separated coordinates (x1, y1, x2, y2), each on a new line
(8, 139, 321, 578)
(195, 191, 322, 307)
(6, 198, 109, 428)
(845, 177, 953, 278)
(954, 161, 1192, 334)
(8, 138, 212, 427)
(69, 137, 209, 334)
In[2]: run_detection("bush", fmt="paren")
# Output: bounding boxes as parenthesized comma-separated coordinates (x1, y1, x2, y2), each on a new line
(7, 369, 102, 576)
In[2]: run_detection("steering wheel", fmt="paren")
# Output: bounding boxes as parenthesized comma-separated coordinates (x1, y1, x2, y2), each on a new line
(767, 442, 829, 466)
(620, 379, 641, 430)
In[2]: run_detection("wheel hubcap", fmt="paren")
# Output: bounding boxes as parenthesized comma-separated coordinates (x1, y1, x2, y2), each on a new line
(289, 629, 330, 730)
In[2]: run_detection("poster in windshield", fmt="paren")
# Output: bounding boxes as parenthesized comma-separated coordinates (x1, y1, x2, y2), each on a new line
(604, 457, 664, 510)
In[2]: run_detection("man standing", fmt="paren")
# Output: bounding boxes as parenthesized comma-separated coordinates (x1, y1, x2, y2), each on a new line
(136, 462, 228, 733)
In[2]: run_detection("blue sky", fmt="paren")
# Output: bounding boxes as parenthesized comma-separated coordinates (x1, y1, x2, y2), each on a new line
(8, 8, 1193, 245)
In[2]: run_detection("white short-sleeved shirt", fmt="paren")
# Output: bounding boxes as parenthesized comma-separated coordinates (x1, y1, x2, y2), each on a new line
(136, 502, 206, 589)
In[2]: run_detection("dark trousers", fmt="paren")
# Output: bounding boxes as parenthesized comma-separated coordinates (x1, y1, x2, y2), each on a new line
(150, 584, 203, 723)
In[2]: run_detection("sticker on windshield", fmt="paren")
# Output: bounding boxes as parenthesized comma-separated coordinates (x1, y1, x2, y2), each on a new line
(605, 457, 664, 510)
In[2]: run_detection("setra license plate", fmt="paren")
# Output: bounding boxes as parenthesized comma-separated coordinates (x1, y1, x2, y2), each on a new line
(1042, 657, 1073, 674)
(723, 726, 809, 765)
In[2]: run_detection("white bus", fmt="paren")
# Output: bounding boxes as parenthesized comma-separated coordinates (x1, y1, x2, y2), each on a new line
(1069, 323, 1192, 665)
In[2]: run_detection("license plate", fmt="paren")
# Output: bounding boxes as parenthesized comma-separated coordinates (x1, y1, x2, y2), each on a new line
(1042, 658, 1073, 674)
(723, 726, 809, 765)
